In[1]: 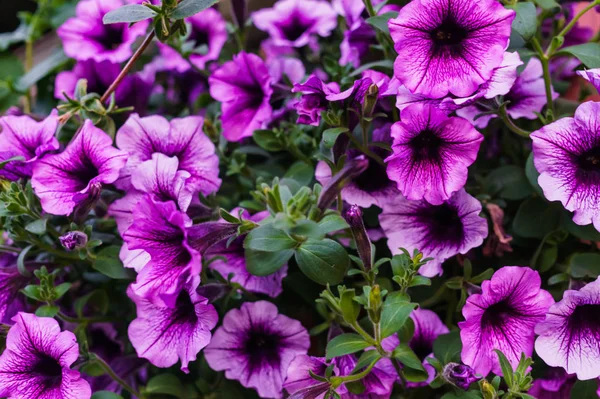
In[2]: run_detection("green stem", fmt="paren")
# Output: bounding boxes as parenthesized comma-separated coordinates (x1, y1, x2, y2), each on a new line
(0, 245, 20, 253)
(91, 353, 141, 398)
(57, 312, 113, 324)
(498, 103, 532, 137)
(552, 0, 600, 53)
(419, 284, 447, 308)
(531, 37, 555, 121)
(333, 357, 380, 384)
(363, 0, 377, 17)
(344, 131, 385, 166)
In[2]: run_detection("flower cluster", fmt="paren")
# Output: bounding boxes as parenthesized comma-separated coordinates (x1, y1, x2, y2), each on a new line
(1, 0, 600, 398)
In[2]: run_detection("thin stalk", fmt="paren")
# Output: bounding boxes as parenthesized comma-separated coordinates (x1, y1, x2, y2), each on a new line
(92, 353, 141, 398)
(0, 245, 20, 253)
(531, 37, 555, 121)
(344, 131, 385, 166)
(552, 0, 600, 52)
(57, 312, 114, 324)
(363, 0, 377, 17)
(498, 103, 532, 137)
(100, 31, 156, 103)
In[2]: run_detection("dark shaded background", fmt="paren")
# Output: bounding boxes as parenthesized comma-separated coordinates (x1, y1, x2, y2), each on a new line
(0, 0, 37, 33)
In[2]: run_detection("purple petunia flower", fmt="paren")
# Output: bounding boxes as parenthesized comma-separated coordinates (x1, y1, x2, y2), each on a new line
(379, 189, 488, 277)
(0, 313, 91, 399)
(407, 309, 449, 387)
(0, 110, 59, 181)
(55, 60, 154, 114)
(578, 68, 600, 92)
(340, 21, 377, 68)
(385, 103, 483, 205)
(209, 52, 273, 142)
(535, 277, 600, 380)
(57, 0, 148, 63)
(115, 113, 220, 193)
(157, 8, 227, 72)
(261, 39, 306, 85)
(527, 368, 574, 399)
(531, 101, 600, 229)
(388, 0, 514, 98)
(128, 285, 218, 373)
(292, 75, 340, 126)
(31, 120, 128, 216)
(59, 231, 88, 251)
(443, 363, 481, 391)
(207, 211, 287, 298)
(204, 301, 310, 399)
(108, 153, 194, 235)
(122, 196, 199, 307)
(459, 266, 554, 377)
(252, 0, 337, 48)
(0, 255, 28, 324)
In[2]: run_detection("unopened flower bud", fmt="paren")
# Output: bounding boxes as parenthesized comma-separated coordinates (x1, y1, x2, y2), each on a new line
(73, 181, 102, 224)
(344, 205, 372, 271)
(317, 156, 369, 211)
(59, 231, 88, 251)
(443, 362, 481, 391)
(362, 84, 379, 117)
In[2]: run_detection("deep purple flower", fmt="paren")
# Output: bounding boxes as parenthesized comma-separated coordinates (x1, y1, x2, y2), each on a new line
(292, 75, 340, 126)
(0, 255, 28, 324)
(128, 285, 218, 373)
(443, 363, 481, 390)
(0, 313, 91, 399)
(385, 103, 483, 205)
(0, 111, 59, 181)
(31, 120, 127, 216)
(123, 196, 200, 307)
(261, 39, 306, 84)
(55, 60, 154, 114)
(252, 0, 337, 48)
(57, 0, 148, 63)
(59, 231, 88, 251)
(204, 301, 310, 399)
(530, 101, 600, 229)
(115, 114, 220, 193)
(388, 0, 514, 98)
(209, 52, 273, 141)
(535, 277, 600, 380)
(157, 8, 227, 72)
(578, 68, 600, 92)
(459, 266, 554, 376)
(407, 309, 449, 386)
(108, 153, 194, 235)
(379, 189, 487, 277)
(340, 21, 377, 68)
(527, 368, 573, 399)
(207, 211, 287, 298)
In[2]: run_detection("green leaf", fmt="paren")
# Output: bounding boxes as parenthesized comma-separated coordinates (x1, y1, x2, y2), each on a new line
(36, 305, 59, 318)
(556, 43, 600, 68)
(318, 213, 349, 234)
(349, 59, 394, 77)
(17, 244, 33, 277)
(146, 374, 184, 397)
(534, 0, 561, 13)
(290, 220, 325, 240)
(283, 162, 314, 187)
(525, 153, 543, 196)
(562, 211, 600, 241)
(93, 246, 132, 279)
(15, 50, 69, 92)
(340, 289, 360, 324)
(0, 22, 28, 51)
(398, 317, 415, 343)
(512, 197, 561, 239)
(441, 391, 483, 399)
(548, 272, 569, 285)
(21, 285, 43, 301)
(570, 379, 599, 399)
(245, 248, 294, 276)
(244, 224, 297, 252)
(380, 292, 417, 338)
(295, 238, 349, 285)
(569, 253, 600, 278)
(494, 350, 514, 388)
(366, 12, 398, 35)
(91, 392, 123, 399)
(509, 3, 537, 41)
(0, 155, 26, 170)
(392, 344, 425, 370)
(325, 333, 370, 359)
(171, 0, 219, 19)
(102, 4, 156, 24)
(74, 289, 109, 318)
(323, 127, 349, 148)
(484, 165, 533, 200)
(54, 282, 72, 300)
(353, 350, 381, 371)
(433, 331, 462, 364)
(253, 130, 284, 151)
(25, 219, 47, 235)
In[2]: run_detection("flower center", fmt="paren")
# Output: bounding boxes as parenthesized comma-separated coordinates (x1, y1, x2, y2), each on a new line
(481, 299, 517, 329)
(576, 146, 600, 184)
(409, 129, 444, 162)
(351, 148, 392, 192)
(95, 24, 124, 51)
(278, 13, 312, 42)
(31, 353, 63, 388)
(244, 329, 281, 370)
(415, 203, 464, 248)
(430, 19, 468, 50)
(568, 303, 600, 333)
(189, 29, 210, 50)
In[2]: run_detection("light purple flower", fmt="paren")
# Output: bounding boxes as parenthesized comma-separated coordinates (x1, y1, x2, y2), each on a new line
(379, 189, 488, 277)
(204, 301, 310, 399)
(261, 40, 306, 84)
(156, 8, 227, 72)
(0, 255, 28, 324)
(0, 312, 91, 399)
(57, 0, 148, 63)
(407, 309, 449, 387)
(108, 153, 194, 234)
(59, 231, 88, 251)
(115, 114, 220, 193)
(0, 111, 59, 181)
(578, 68, 600, 92)
(128, 285, 218, 373)
(459, 266, 554, 377)
(252, 0, 337, 48)
(31, 120, 127, 216)
(54, 60, 154, 114)
(292, 75, 340, 126)
(209, 52, 273, 141)
(530, 101, 600, 230)
(535, 277, 600, 380)
(527, 368, 573, 399)
(283, 355, 332, 398)
(340, 21, 377, 68)
(122, 196, 200, 307)
(385, 103, 483, 205)
(207, 211, 287, 298)
(389, 0, 514, 98)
